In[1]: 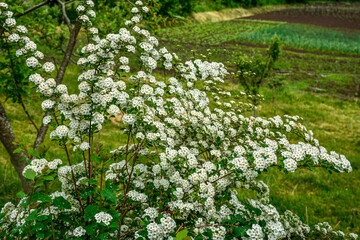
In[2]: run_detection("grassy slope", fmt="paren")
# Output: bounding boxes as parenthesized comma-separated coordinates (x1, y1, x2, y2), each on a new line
(0, 17, 359, 234)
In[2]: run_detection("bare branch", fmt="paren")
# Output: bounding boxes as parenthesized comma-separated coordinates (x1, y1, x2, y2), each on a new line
(5, 41, 40, 133)
(16, 0, 50, 18)
(56, 0, 72, 31)
(65, 0, 77, 4)
(33, 113, 50, 150)
(57, 47, 78, 64)
(55, 19, 82, 84)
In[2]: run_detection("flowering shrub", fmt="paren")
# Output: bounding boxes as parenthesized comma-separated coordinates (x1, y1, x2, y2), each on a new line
(0, 1, 358, 239)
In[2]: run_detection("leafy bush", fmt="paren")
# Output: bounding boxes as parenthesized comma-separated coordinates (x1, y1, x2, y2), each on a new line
(156, 0, 194, 17)
(0, 0, 358, 240)
(235, 35, 281, 116)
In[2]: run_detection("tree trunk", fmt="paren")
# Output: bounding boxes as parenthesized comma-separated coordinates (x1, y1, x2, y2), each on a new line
(0, 102, 32, 193)
(0, 4, 82, 194)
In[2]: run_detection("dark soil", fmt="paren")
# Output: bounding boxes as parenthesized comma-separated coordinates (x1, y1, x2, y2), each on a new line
(242, 3, 360, 31)
(243, 14, 360, 31)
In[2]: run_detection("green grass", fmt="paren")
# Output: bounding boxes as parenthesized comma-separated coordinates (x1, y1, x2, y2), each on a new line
(258, 86, 360, 232)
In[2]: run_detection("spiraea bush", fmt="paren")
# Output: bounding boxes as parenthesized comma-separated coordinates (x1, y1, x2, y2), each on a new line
(0, 1, 358, 239)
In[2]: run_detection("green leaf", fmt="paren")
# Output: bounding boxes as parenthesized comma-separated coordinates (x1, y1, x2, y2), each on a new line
(235, 214, 246, 224)
(84, 205, 98, 221)
(233, 227, 242, 237)
(0, 213, 6, 221)
(36, 232, 44, 238)
(34, 179, 44, 188)
(21, 137, 29, 145)
(13, 148, 23, 154)
(26, 210, 37, 221)
(99, 232, 109, 240)
(105, 158, 115, 165)
(20, 197, 30, 207)
(176, 230, 188, 240)
(28, 149, 41, 158)
(138, 230, 147, 237)
(80, 186, 96, 198)
(84, 221, 97, 235)
(110, 222, 118, 229)
(17, 191, 26, 198)
(34, 222, 45, 231)
(194, 235, 203, 240)
(91, 154, 101, 164)
(32, 192, 52, 203)
(42, 175, 54, 181)
(37, 215, 49, 221)
(84, 178, 97, 184)
(101, 188, 116, 203)
(24, 169, 37, 180)
(108, 210, 121, 222)
(53, 196, 71, 209)
(13, 6, 25, 14)
(203, 228, 213, 239)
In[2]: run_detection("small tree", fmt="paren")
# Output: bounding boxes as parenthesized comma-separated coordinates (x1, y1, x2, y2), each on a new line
(0, 1, 358, 240)
(235, 35, 281, 117)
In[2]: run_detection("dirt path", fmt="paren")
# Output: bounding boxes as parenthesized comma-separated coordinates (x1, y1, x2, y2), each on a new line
(188, 4, 291, 23)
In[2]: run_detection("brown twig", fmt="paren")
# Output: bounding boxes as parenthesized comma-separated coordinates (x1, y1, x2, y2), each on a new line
(55, 0, 72, 31)
(176, 223, 183, 234)
(16, 0, 50, 18)
(5, 40, 39, 133)
(55, 18, 81, 85)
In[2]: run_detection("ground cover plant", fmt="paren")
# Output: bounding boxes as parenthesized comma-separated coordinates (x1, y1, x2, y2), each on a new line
(0, 0, 359, 239)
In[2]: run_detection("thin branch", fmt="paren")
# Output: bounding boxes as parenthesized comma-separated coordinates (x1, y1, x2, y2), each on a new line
(55, 19, 81, 84)
(65, 0, 77, 4)
(57, 47, 77, 64)
(126, 0, 136, 7)
(117, 228, 143, 239)
(95, 130, 101, 156)
(16, 0, 50, 18)
(33, 112, 50, 150)
(56, 0, 72, 31)
(5, 41, 39, 133)
(20, 102, 39, 133)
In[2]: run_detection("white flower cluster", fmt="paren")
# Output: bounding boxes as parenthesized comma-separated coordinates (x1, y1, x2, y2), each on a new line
(73, 226, 86, 237)
(136, 210, 176, 240)
(94, 212, 113, 225)
(22, 158, 62, 177)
